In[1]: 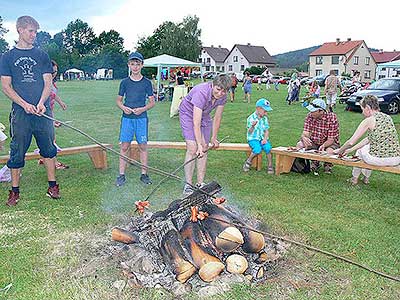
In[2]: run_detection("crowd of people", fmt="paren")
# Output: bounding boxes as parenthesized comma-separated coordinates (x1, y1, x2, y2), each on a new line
(1, 15, 400, 207)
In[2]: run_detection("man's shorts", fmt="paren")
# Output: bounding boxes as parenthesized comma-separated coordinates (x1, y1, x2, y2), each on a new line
(119, 117, 148, 144)
(230, 86, 236, 93)
(7, 108, 56, 169)
(326, 93, 337, 105)
(248, 139, 272, 155)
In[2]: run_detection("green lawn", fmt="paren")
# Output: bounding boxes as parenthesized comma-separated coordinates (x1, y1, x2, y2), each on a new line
(0, 80, 399, 300)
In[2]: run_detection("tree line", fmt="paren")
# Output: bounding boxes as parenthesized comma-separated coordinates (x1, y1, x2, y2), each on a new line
(0, 15, 202, 79)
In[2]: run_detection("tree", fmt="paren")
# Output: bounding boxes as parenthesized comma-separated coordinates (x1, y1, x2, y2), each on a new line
(0, 16, 9, 54)
(63, 19, 96, 55)
(137, 15, 201, 61)
(96, 30, 124, 52)
(34, 31, 51, 48)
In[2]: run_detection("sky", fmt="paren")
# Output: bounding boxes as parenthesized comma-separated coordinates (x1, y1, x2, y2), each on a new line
(1, 0, 399, 55)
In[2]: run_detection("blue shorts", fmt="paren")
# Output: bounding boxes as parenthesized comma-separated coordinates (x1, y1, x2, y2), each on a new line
(248, 139, 272, 155)
(119, 117, 148, 144)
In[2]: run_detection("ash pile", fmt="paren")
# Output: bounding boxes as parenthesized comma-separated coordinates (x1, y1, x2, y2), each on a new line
(112, 181, 287, 296)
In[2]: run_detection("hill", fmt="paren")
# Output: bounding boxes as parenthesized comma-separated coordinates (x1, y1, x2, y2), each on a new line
(273, 45, 320, 70)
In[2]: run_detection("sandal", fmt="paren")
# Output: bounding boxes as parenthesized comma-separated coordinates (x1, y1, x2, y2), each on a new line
(362, 176, 369, 185)
(267, 166, 274, 174)
(56, 162, 69, 170)
(242, 159, 252, 172)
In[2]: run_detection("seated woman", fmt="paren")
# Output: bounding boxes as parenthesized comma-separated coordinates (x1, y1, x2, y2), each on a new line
(334, 95, 400, 185)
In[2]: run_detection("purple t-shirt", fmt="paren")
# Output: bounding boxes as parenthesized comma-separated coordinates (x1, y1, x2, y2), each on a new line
(179, 82, 227, 126)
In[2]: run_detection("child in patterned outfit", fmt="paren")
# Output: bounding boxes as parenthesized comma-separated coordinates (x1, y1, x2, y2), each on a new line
(243, 98, 274, 174)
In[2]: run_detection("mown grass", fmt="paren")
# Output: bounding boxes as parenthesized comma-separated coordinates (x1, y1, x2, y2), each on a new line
(0, 80, 399, 299)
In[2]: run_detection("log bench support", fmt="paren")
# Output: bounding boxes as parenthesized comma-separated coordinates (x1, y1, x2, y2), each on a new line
(130, 141, 263, 171)
(0, 144, 112, 170)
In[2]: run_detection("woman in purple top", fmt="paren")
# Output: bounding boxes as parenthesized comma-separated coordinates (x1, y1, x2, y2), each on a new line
(179, 74, 231, 195)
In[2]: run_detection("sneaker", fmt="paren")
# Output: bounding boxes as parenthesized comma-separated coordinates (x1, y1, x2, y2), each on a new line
(6, 190, 20, 206)
(140, 174, 152, 185)
(47, 184, 60, 199)
(183, 184, 193, 196)
(310, 160, 320, 172)
(324, 166, 332, 174)
(115, 174, 126, 187)
(195, 182, 206, 190)
(56, 161, 69, 170)
(38, 158, 44, 165)
(242, 159, 252, 172)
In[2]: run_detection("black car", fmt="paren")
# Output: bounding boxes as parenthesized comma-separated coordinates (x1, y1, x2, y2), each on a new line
(346, 78, 400, 114)
(305, 74, 328, 86)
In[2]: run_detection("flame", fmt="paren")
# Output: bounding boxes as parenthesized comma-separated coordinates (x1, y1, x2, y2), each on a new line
(135, 201, 150, 214)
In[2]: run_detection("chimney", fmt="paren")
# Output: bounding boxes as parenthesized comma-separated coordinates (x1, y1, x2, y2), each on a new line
(247, 43, 251, 46)
(211, 44, 214, 48)
(380, 49, 383, 53)
(347, 38, 351, 41)
(394, 49, 397, 52)
(218, 45, 221, 48)
(336, 38, 340, 45)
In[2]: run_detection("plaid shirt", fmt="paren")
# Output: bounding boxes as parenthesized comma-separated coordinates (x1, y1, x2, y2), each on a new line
(303, 112, 339, 145)
(247, 112, 269, 141)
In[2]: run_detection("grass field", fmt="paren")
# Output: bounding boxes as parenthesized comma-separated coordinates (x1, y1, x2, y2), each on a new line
(0, 80, 399, 299)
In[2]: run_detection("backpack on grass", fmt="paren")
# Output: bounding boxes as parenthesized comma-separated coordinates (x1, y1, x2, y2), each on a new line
(291, 158, 311, 174)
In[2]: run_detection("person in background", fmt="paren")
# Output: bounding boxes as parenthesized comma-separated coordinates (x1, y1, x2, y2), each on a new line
(175, 71, 185, 86)
(242, 72, 252, 103)
(178, 74, 231, 195)
(115, 51, 155, 187)
(230, 73, 238, 102)
(324, 70, 341, 112)
(334, 95, 400, 185)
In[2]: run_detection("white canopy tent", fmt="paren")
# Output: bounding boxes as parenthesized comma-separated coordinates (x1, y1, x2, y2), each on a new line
(376, 60, 400, 79)
(65, 68, 85, 80)
(143, 54, 203, 97)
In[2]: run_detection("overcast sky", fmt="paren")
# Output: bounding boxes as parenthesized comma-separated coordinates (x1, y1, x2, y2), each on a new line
(2, 0, 399, 55)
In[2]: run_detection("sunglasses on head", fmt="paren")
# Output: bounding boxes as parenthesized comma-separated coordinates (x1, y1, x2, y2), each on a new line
(311, 103, 325, 111)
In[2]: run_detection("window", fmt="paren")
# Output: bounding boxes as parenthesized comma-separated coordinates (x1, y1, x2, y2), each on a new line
(316, 56, 323, 64)
(221, 66, 225, 72)
(233, 56, 238, 62)
(206, 58, 211, 63)
(316, 69, 322, 76)
(364, 70, 371, 79)
(228, 65, 233, 71)
(240, 65, 245, 71)
(333, 70, 339, 75)
(365, 57, 370, 65)
(216, 66, 220, 71)
(382, 68, 386, 71)
(331, 56, 339, 64)
(205, 66, 210, 71)
(211, 66, 214, 72)
(353, 56, 359, 65)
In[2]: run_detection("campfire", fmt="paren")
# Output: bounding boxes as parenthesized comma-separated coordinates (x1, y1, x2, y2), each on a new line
(111, 182, 286, 295)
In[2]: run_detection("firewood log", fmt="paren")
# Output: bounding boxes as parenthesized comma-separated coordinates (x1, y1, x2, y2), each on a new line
(111, 227, 138, 244)
(160, 230, 196, 283)
(198, 261, 225, 282)
(199, 206, 244, 252)
(226, 254, 248, 274)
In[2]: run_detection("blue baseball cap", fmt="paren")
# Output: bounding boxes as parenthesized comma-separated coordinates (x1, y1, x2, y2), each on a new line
(128, 51, 144, 62)
(256, 98, 273, 111)
(306, 98, 326, 112)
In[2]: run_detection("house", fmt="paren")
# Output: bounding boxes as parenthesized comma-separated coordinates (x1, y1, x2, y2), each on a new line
(224, 43, 275, 79)
(371, 50, 400, 79)
(309, 38, 376, 81)
(199, 46, 229, 73)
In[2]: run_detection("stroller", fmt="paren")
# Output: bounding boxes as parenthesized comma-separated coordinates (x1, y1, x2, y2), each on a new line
(338, 83, 360, 104)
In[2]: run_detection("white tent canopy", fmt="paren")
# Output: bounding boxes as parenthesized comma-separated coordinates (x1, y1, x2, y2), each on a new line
(65, 68, 85, 80)
(142, 54, 203, 98)
(376, 59, 400, 78)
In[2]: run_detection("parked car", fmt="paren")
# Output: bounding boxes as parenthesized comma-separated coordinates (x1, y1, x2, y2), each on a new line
(346, 78, 400, 114)
(306, 74, 329, 86)
(278, 77, 290, 84)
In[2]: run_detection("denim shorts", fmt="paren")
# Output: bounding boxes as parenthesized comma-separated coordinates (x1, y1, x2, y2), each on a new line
(248, 139, 272, 155)
(119, 117, 148, 144)
(7, 108, 56, 169)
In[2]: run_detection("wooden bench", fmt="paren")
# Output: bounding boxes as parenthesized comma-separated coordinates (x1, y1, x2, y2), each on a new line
(0, 144, 112, 169)
(130, 141, 263, 171)
(271, 146, 400, 176)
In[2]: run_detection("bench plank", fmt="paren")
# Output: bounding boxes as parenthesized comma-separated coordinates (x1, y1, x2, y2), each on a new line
(0, 144, 112, 169)
(130, 141, 263, 171)
(271, 146, 400, 175)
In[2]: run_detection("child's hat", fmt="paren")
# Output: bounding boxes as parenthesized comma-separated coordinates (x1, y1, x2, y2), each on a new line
(128, 51, 144, 62)
(256, 98, 272, 111)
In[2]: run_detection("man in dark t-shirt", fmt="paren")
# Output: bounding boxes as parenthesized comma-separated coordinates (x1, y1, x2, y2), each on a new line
(0, 16, 60, 206)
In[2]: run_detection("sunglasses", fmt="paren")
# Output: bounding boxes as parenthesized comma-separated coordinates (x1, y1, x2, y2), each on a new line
(311, 103, 325, 111)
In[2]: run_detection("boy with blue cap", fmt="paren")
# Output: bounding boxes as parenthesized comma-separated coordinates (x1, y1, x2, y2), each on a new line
(115, 51, 155, 186)
(243, 98, 274, 174)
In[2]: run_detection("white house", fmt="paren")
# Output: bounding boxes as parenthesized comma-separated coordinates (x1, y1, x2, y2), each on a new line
(371, 51, 400, 79)
(224, 44, 275, 79)
(199, 46, 229, 73)
(309, 38, 376, 81)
